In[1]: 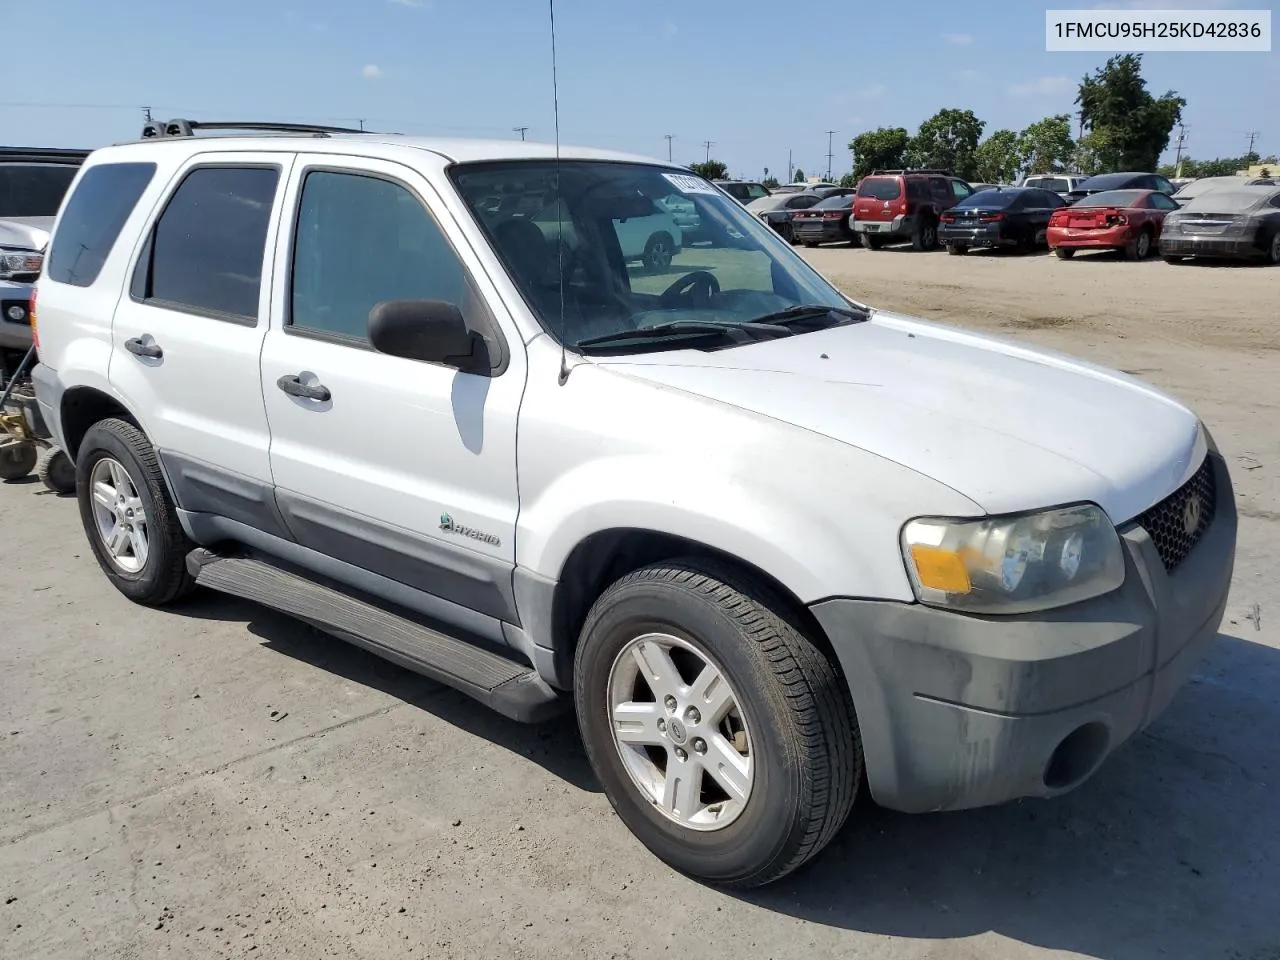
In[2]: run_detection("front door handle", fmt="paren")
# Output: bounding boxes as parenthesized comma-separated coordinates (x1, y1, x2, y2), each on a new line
(124, 336, 162, 359)
(276, 374, 331, 403)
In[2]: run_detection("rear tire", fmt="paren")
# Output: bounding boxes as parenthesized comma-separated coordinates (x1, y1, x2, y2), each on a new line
(1125, 228, 1153, 260)
(1267, 232, 1280, 265)
(1055, 247, 1076, 260)
(803, 241, 819, 248)
(574, 559, 861, 889)
(76, 417, 196, 606)
(912, 218, 938, 251)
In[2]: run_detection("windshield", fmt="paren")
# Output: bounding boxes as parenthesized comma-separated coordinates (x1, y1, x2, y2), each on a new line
(1072, 189, 1148, 208)
(954, 190, 1017, 208)
(1180, 189, 1277, 213)
(1174, 177, 1247, 199)
(451, 160, 852, 350)
(1025, 177, 1068, 192)
(814, 194, 854, 210)
(857, 177, 901, 200)
(0, 163, 79, 218)
(1077, 174, 1135, 192)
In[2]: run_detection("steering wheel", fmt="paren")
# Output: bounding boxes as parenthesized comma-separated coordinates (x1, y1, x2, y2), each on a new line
(659, 271, 721, 309)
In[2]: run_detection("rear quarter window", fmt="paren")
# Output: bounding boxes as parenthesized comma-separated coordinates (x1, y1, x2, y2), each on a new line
(46, 162, 157, 288)
(857, 177, 901, 201)
(0, 163, 80, 218)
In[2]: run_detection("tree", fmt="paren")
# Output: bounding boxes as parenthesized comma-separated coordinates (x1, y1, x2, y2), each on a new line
(793, 168, 806, 182)
(1076, 54, 1184, 171)
(1016, 115, 1076, 174)
(689, 159, 728, 180)
(838, 172, 857, 188)
(973, 130, 1020, 183)
(761, 175, 780, 189)
(906, 108, 985, 179)
(1071, 130, 1114, 175)
(848, 127, 909, 180)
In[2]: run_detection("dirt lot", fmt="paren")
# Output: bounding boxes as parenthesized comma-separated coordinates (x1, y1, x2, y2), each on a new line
(3, 246, 1278, 960)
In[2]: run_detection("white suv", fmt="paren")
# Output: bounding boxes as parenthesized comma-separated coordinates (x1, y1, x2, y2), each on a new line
(33, 122, 1236, 888)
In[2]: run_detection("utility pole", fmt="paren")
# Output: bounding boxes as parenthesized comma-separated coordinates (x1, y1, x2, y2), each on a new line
(787, 148, 793, 184)
(358, 119, 366, 132)
(664, 134, 673, 162)
(1246, 131, 1260, 159)
(1173, 123, 1187, 178)
(702, 139, 714, 163)
(513, 126, 528, 141)
(142, 106, 152, 122)
(825, 130, 835, 181)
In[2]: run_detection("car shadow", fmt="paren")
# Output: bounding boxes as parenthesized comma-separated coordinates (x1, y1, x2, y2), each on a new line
(1055, 250, 1163, 264)
(729, 631, 1280, 960)
(169, 590, 600, 793)
(166, 590, 1280, 957)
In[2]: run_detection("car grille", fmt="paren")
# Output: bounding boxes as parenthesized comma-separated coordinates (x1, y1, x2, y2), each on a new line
(1135, 456, 1216, 572)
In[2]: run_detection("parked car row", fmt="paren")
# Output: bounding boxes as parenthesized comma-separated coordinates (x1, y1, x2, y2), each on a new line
(728, 167, 1280, 265)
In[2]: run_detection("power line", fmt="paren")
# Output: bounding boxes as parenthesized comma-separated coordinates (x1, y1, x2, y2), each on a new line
(513, 125, 528, 141)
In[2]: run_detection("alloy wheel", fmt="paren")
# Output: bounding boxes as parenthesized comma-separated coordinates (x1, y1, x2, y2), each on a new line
(89, 457, 150, 574)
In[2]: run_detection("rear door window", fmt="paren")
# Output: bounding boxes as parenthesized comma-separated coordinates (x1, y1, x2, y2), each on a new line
(138, 166, 280, 322)
(950, 179, 973, 200)
(857, 177, 901, 200)
(46, 162, 157, 288)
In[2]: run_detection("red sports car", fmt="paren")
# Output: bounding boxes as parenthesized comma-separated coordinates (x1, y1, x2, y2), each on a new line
(1047, 188, 1180, 260)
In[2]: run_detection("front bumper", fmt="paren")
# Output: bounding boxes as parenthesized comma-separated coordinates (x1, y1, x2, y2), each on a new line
(0, 280, 34, 351)
(810, 452, 1237, 814)
(794, 221, 848, 243)
(31, 363, 67, 455)
(1160, 234, 1263, 258)
(1047, 224, 1131, 249)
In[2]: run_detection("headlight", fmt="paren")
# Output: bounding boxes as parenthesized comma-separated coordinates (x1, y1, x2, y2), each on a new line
(0, 250, 43, 281)
(901, 504, 1125, 614)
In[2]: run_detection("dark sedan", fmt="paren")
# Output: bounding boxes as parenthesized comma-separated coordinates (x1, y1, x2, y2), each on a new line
(1066, 171, 1176, 204)
(791, 194, 855, 247)
(745, 193, 824, 243)
(1160, 185, 1280, 264)
(938, 187, 1065, 254)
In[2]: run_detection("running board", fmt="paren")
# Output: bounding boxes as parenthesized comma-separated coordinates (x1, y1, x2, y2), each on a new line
(186, 549, 563, 723)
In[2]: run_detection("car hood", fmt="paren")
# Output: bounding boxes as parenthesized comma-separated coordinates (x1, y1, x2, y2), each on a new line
(0, 216, 54, 251)
(593, 311, 1204, 523)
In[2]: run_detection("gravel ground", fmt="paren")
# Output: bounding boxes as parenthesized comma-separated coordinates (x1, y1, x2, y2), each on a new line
(2, 244, 1278, 960)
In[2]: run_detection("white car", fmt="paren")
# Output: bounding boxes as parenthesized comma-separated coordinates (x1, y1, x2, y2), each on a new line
(33, 122, 1236, 888)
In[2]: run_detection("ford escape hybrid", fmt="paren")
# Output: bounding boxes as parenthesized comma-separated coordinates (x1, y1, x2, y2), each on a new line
(33, 120, 1236, 889)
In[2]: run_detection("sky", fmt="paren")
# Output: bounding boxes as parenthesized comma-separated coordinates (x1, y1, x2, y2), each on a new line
(4, 0, 1277, 179)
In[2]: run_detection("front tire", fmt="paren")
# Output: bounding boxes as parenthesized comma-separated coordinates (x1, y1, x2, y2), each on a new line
(1267, 232, 1280, 265)
(76, 417, 195, 606)
(1125, 227, 1153, 260)
(574, 560, 860, 888)
(642, 233, 675, 272)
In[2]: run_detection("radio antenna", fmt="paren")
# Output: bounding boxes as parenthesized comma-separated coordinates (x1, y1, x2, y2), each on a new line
(550, 0, 572, 386)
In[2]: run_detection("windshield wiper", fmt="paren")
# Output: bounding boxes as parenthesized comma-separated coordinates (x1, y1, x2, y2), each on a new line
(575, 320, 791, 351)
(744, 304, 870, 327)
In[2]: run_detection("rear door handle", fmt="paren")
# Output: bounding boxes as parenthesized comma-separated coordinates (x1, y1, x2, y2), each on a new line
(124, 336, 162, 359)
(276, 374, 331, 403)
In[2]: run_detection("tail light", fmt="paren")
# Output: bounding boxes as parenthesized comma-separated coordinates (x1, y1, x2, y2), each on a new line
(1049, 210, 1068, 225)
(940, 213, 955, 223)
(1103, 209, 1128, 226)
(821, 211, 842, 220)
(979, 213, 1004, 222)
(30, 285, 39, 350)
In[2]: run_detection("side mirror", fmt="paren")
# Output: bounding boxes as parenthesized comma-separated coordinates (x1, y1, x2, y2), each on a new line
(368, 299, 488, 374)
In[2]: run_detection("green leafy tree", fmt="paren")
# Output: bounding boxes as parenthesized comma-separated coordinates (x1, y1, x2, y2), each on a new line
(1016, 115, 1076, 174)
(848, 127, 910, 180)
(838, 172, 857, 188)
(973, 130, 1020, 183)
(761, 175, 780, 189)
(689, 159, 728, 180)
(1071, 130, 1114, 175)
(1076, 54, 1184, 171)
(906, 108, 986, 179)
(793, 168, 806, 182)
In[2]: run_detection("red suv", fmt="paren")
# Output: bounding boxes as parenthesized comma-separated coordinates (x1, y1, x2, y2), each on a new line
(853, 169, 974, 251)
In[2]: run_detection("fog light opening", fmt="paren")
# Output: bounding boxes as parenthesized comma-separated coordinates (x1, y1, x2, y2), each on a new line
(1044, 722, 1110, 790)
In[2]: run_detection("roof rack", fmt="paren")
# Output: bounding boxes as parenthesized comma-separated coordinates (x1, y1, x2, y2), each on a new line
(0, 146, 92, 163)
(140, 119, 372, 140)
(871, 168, 953, 176)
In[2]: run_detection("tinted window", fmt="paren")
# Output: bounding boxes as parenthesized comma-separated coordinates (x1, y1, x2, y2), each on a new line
(1151, 176, 1175, 194)
(1072, 189, 1149, 208)
(951, 179, 973, 200)
(0, 163, 80, 218)
(143, 167, 279, 320)
(814, 194, 854, 210)
(740, 183, 769, 201)
(1149, 193, 1178, 210)
(1026, 177, 1069, 193)
(1079, 173, 1136, 192)
(785, 195, 821, 209)
(47, 162, 156, 288)
(857, 177, 901, 200)
(955, 191, 1017, 209)
(291, 170, 467, 342)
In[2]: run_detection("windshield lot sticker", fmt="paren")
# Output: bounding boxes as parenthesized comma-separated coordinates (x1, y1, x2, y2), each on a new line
(663, 173, 717, 195)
